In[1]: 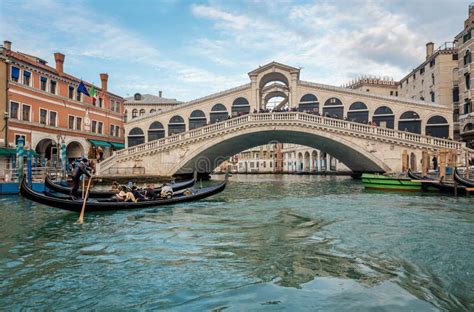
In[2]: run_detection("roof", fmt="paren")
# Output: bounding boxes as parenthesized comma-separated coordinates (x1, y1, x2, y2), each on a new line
(124, 93, 182, 105)
(6, 50, 124, 99)
(248, 61, 300, 76)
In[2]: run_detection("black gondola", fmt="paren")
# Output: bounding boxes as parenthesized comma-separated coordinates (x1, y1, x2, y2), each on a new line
(408, 169, 467, 195)
(20, 176, 226, 212)
(45, 175, 196, 199)
(454, 168, 474, 187)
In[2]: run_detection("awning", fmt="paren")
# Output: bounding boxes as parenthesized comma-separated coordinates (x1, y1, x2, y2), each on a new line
(88, 139, 112, 147)
(110, 142, 125, 149)
(0, 148, 39, 157)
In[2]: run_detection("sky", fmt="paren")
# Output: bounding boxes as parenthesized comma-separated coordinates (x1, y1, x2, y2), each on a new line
(0, 0, 470, 101)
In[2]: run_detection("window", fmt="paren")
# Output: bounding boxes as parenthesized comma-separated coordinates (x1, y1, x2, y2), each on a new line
(76, 117, 82, 131)
(92, 120, 97, 133)
(413, 73, 416, 80)
(10, 102, 19, 119)
(50, 80, 57, 94)
(464, 31, 471, 43)
(15, 134, 26, 146)
(69, 86, 74, 99)
(98, 98, 103, 108)
(390, 91, 393, 96)
(139, 109, 145, 116)
(432, 73, 435, 85)
(40, 77, 47, 91)
(466, 73, 471, 90)
(68, 115, 75, 129)
(49, 111, 57, 127)
(132, 109, 138, 118)
(22, 105, 31, 121)
(110, 125, 115, 136)
(98, 122, 103, 134)
(23, 70, 31, 86)
(464, 50, 472, 65)
(453, 53, 458, 61)
(76, 89, 81, 102)
(11, 66, 19, 82)
(396, 91, 398, 96)
(430, 91, 435, 102)
(430, 59, 435, 67)
(40, 109, 47, 125)
(115, 126, 120, 137)
(420, 67, 425, 74)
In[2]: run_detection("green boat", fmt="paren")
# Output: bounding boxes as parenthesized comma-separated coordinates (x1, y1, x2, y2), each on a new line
(361, 173, 423, 191)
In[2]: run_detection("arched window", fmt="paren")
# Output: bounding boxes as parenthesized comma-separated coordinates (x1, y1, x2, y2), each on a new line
(127, 127, 145, 147)
(189, 110, 207, 129)
(134, 93, 142, 101)
(398, 111, 421, 134)
(322, 97, 343, 119)
(124, 110, 128, 123)
(373, 106, 394, 129)
(298, 94, 319, 112)
(210, 103, 229, 123)
(150, 109, 156, 114)
(464, 50, 472, 65)
(132, 109, 138, 119)
(168, 115, 185, 135)
(347, 101, 368, 123)
(148, 121, 165, 141)
(139, 109, 146, 116)
(425, 116, 449, 138)
(231, 97, 250, 116)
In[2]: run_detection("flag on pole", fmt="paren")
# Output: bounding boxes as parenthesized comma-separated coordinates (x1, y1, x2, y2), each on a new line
(77, 81, 90, 97)
(89, 85, 97, 105)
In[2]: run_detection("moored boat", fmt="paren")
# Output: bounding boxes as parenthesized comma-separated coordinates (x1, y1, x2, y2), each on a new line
(361, 173, 423, 191)
(453, 168, 474, 187)
(20, 176, 226, 212)
(45, 175, 196, 198)
(408, 169, 467, 195)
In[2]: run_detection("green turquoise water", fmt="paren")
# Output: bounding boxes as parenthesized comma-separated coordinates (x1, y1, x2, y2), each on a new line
(1, 175, 473, 311)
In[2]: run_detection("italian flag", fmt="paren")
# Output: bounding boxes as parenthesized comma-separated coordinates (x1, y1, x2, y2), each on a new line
(89, 85, 97, 104)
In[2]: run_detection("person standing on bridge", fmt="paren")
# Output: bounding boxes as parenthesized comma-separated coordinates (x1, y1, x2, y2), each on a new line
(70, 157, 92, 200)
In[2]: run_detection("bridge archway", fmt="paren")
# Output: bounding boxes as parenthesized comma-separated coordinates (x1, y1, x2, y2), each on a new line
(232, 97, 250, 116)
(373, 106, 394, 128)
(398, 111, 421, 134)
(172, 127, 389, 176)
(128, 127, 145, 147)
(347, 101, 369, 123)
(323, 97, 344, 119)
(148, 121, 165, 141)
(425, 116, 449, 138)
(210, 104, 229, 123)
(168, 115, 186, 135)
(299, 94, 319, 112)
(264, 91, 288, 110)
(189, 110, 207, 130)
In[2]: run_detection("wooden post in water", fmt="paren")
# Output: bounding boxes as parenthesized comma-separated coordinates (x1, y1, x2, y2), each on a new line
(402, 150, 408, 173)
(421, 150, 429, 177)
(439, 149, 447, 181)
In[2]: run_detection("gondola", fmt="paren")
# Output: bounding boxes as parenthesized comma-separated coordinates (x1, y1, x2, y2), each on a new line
(20, 176, 226, 212)
(454, 168, 474, 187)
(408, 169, 467, 195)
(44, 175, 196, 199)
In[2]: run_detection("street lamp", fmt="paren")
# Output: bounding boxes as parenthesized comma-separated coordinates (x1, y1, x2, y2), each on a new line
(56, 134, 66, 179)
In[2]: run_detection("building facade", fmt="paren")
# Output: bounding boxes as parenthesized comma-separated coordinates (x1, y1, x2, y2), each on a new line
(124, 92, 182, 122)
(344, 77, 399, 97)
(456, 4, 474, 147)
(0, 40, 125, 178)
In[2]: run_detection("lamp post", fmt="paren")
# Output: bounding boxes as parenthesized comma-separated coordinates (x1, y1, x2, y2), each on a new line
(56, 134, 66, 180)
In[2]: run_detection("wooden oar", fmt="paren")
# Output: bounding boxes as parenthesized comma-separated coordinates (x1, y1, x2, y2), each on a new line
(82, 178, 85, 199)
(77, 176, 93, 224)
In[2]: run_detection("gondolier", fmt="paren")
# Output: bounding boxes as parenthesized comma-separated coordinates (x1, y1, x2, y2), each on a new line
(70, 157, 92, 200)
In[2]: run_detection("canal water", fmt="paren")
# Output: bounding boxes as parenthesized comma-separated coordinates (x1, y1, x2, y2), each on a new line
(0, 175, 473, 311)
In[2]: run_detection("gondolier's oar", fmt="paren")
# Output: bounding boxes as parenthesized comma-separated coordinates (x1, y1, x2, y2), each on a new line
(82, 177, 85, 199)
(77, 176, 93, 224)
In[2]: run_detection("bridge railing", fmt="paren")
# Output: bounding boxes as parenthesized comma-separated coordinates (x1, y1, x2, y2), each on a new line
(99, 112, 464, 171)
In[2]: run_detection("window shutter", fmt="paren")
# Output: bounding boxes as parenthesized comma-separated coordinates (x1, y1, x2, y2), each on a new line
(11, 67, 20, 79)
(24, 71, 31, 77)
(41, 76, 47, 82)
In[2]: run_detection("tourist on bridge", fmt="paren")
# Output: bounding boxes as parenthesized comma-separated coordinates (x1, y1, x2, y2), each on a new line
(432, 156, 438, 170)
(70, 157, 92, 200)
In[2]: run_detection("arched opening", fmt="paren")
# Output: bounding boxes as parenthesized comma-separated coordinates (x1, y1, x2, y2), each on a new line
(132, 109, 138, 119)
(259, 72, 289, 89)
(210, 104, 229, 123)
(168, 115, 186, 135)
(398, 111, 421, 134)
(311, 150, 318, 172)
(464, 123, 474, 132)
(304, 151, 310, 172)
(410, 152, 417, 171)
(128, 127, 145, 147)
(134, 93, 142, 101)
(425, 116, 449, 138)
(298, 94, 319, 112)
(148, 121, 165, 141)
(264, 91, 288, 111)
(232, 97, 250, 116)
(373, 106, 394, 129)
(139, 109, 146, 117)
(298, 152, 303, 172)
(464, 49, 472, 65)
(189, 110, 207, 130)
(66, 141, 84, 161)
(150, 109, 156, 114)
(35, 138, 56, 166)
(347, 101, 369, 123)
(323, 98, 343, 119)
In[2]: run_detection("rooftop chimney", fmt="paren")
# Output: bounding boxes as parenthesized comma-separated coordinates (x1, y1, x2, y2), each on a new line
(54, 52, 65, 74)
(100, 73, 108, 94)
(426, 42, 434, 59)
(3, 40, 11, 51)
(159, 90, 162, 97)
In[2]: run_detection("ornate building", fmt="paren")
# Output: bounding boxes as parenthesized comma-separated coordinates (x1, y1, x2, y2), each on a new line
(124, 92, 182, 122)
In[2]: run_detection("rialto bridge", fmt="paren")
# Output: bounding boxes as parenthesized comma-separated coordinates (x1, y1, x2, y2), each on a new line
(98, 62, 467, 177)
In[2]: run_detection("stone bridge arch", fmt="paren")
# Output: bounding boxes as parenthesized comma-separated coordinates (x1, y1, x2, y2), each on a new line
(170, 126, 389, 176)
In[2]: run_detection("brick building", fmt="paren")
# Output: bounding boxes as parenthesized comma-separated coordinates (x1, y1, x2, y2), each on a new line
(0, 40, 125, 177)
